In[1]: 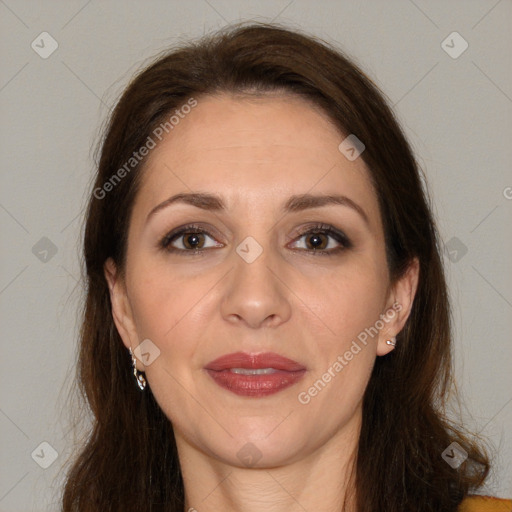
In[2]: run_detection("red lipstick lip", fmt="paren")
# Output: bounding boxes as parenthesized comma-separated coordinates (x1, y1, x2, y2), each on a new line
(204, 352, 306, 372)
(204, 352, 307, 397)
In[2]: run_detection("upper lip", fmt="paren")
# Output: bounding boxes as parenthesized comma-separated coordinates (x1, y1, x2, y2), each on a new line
(205, 352, 306, 372)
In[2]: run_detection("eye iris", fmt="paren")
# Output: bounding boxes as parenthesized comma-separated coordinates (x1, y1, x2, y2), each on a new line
(306, 233, 327, 250)
(183, 232, 204, 249)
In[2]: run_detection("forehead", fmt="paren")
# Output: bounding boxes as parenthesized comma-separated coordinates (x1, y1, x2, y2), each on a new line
(134, 93, 380, 225)
(154, 93, 355, 167)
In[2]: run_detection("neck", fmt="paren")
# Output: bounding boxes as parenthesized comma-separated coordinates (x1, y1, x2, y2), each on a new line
(176, 410, 361, 512)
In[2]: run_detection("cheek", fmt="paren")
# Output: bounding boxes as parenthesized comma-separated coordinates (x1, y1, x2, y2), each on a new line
(125, 268, 208, 423)
(126, 262, 217, 395)
(296, 279, 382, 428)
(127, 260, 212, 341)
(304, 260, 387, 343)
(297, 263, 385, 395)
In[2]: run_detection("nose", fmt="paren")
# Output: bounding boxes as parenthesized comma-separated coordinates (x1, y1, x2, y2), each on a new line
(220, 241, 292, 329)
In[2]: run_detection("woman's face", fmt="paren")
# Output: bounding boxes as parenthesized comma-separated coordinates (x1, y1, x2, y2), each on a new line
(105, 93, 417, 468)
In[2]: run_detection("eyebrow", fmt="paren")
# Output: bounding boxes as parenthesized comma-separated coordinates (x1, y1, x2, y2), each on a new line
(146, 192, 370, 226)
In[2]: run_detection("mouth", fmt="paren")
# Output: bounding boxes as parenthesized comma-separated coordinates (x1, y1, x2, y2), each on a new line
(204, 351, 307, 397)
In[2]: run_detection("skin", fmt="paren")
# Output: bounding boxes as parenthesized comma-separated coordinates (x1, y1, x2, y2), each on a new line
(104, 93, 419, 512)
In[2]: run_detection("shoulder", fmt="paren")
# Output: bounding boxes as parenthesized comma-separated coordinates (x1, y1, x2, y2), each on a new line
(458, 495, 512, 511)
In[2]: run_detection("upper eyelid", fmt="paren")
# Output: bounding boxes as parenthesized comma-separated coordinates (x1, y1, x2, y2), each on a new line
(163, 223, 340, 239)
(161, 224, 223, 245)
(161, 223, 349, 249)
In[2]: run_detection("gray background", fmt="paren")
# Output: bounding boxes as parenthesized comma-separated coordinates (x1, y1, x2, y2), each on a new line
(1, 0, 511, 509)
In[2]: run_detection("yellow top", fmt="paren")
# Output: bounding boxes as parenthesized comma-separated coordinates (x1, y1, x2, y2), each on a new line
(459, 496, 512, 511)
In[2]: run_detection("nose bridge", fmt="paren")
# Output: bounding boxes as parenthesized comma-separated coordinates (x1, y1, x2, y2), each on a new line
(220, 231, 292, 329)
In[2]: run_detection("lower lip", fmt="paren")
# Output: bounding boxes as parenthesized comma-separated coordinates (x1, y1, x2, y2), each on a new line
(205, 369, 306, 397)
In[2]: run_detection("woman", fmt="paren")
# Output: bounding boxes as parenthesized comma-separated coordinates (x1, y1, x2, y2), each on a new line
(61, 21, 511, 511)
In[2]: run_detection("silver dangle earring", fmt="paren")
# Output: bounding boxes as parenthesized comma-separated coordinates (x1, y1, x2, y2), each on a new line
(386, 336, 397, 346)
(129, 347, 147, 390)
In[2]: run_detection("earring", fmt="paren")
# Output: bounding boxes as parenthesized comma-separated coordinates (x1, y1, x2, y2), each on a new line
(386, 337, 397, 346)
(129, 347, 147, 390)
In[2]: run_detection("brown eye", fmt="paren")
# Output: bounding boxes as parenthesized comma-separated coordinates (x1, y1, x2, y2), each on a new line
(304, 232, 329, 250)
(181, 231, 206, 250)
(288, 224, 352, 256)
(160, 224, 223, 254)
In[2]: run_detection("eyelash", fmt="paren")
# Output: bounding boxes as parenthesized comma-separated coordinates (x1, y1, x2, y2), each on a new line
(159, 222, 352, 257)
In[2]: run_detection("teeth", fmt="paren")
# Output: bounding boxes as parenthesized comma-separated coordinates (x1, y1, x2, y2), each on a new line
(229, 368, 278, 375)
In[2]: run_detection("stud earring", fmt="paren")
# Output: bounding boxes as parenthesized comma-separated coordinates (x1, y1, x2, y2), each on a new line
(386, 337, 397, 346)
(129, 347, 147, 390)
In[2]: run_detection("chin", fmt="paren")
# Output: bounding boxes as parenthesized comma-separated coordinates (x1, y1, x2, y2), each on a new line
(208, 424, 308, 468)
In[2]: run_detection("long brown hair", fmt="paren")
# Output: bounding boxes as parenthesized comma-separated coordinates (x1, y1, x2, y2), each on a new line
(61, 21, 490, 511)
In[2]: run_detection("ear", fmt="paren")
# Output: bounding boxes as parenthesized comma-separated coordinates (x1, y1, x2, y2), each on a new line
(103, 258, 144, 371)
(376, 257, 420, 356)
